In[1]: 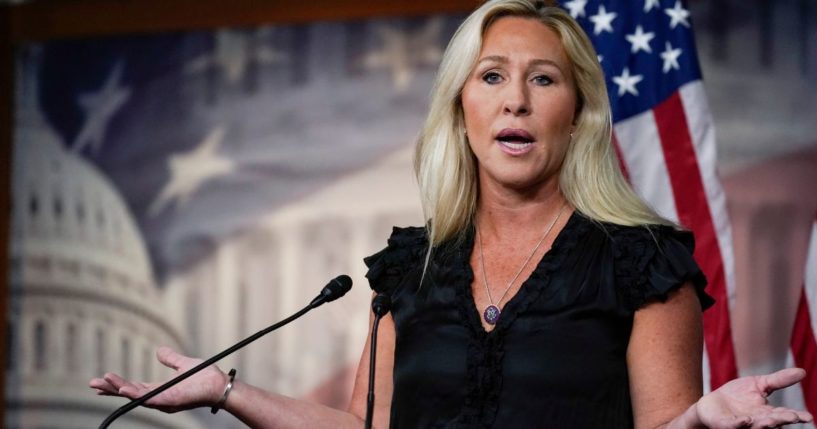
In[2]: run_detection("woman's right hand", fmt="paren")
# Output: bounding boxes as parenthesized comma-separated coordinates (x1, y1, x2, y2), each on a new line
(89, 346, 228, 413)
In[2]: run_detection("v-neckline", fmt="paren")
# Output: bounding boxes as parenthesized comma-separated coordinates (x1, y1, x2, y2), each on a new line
(460, 211, 580, 336)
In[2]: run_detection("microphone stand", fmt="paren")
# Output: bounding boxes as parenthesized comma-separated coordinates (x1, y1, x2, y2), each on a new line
(99, 275, 352, 429)
(365, 293, 391, 429)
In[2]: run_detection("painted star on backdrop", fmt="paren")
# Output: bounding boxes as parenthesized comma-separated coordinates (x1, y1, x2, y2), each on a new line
(665, 1, 691, 29)
(589, 5, 617, 35)
(148, 125, 235, 216)
(644, 0, 661, 12)
(185, 29, 289, 85)
(626, 25, 655, 54)
(564, 0, 588, 18)
(661, 41, 683, 73)
(613, 68, 643, 97)
(72, 61, 131, 154)
(362, 17, 444, 91)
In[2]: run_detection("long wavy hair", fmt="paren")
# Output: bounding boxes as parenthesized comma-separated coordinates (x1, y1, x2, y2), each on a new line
(414, 0, 672, 249)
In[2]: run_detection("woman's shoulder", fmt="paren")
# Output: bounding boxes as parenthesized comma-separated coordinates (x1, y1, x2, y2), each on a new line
(585, 218, 712, 312)
(600, 220, 695, 253)
(363, 226, 429, 294)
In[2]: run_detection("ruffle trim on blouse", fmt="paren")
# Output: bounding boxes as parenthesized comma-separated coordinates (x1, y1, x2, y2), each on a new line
(446, 212, 591, 428)
(364, 226, 428, 295)
(610, 224, 713, 313)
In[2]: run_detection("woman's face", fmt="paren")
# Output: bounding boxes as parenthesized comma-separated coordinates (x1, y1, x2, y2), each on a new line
(462, 16, 577, 194)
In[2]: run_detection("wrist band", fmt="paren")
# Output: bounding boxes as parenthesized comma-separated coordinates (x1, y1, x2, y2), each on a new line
(210, 368, 236, 414)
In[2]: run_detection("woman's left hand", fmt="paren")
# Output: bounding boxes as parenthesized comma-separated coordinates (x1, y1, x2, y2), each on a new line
(694, 368, 813, 428)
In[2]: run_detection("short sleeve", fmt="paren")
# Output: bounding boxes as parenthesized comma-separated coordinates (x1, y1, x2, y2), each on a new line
(612, 225, 713, 312)
(363, 226, 428, 295)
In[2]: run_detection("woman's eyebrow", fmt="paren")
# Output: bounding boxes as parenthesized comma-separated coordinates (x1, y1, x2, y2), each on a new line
(476, 55, 564, 73)
(529, 58, 565, 74)
(477, 55, 509, 65)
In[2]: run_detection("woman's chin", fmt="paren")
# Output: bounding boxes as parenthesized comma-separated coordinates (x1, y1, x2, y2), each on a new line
(482, 172, 556, 195)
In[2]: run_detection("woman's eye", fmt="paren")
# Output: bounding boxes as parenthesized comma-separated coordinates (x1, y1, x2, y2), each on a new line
(533, 75, 553, 86)
(482, 72, 502, 84)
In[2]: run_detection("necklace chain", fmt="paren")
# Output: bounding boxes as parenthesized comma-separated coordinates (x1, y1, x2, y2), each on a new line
(477, 204, 567, 324)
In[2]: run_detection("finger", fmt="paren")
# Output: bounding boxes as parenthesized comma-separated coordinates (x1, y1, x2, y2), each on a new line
(103, 372, 130, 388)
(104, 372, 147, 399)
(770, 407, 813, 423)
(94, 388, 120, 396)
(117, 385, 146, 399)
(89, 377, 118, 393)
(759, 368, 806, 394)
(156, 346, 190, 371)
(751, 409, 807, 428)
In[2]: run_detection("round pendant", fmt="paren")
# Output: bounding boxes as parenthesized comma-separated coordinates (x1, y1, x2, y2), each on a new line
(483, 305, 501, 325)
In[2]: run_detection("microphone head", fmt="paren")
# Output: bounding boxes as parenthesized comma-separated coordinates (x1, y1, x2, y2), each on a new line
(372, 293, 392, 317)
(323, 274, 353, 301)
(310, 275, 353, 307)
(330, 274, 352, 296)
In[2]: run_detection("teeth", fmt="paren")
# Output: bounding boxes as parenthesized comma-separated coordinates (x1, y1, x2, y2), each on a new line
(500, 141, 533, 150)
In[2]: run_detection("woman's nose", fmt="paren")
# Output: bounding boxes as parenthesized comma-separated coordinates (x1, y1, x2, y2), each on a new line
(502, 81, 530, 116)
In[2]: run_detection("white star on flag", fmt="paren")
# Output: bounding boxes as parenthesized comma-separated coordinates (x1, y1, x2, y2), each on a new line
(660, 42, 683, 73)
(564, 0, 588, 18)
(72, 61, 131, 154)
(589, 5, 617, 35)
(626, 25, 655, 54)
(148, 125, 235, 216)
(644, 0, 661, 12)
(185, 29, 289, 85)
(362, 17, 443, 91)
(612, 67, 643, 97)
(665, 1, 691, 29)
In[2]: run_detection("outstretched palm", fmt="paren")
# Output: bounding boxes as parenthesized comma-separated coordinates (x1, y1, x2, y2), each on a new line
(696, 368, 812, 428)
(89, 346, 227, 413)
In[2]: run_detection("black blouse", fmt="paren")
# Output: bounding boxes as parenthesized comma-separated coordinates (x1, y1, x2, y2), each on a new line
(364, 212, 712, 429)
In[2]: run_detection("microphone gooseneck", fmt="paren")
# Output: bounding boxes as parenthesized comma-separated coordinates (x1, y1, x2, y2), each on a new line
(365, 293, 392, 429)
(98, 275, 353, 429)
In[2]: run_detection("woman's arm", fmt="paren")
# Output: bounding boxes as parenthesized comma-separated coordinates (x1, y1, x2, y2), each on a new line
(90, 302, 396, 428)
(628, 282, 704, 429)
(627, 283, 813, 429)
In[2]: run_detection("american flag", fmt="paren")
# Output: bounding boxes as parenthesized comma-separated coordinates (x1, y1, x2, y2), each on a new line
(564, 0, 739, 390)
(788, 213, 817, 415)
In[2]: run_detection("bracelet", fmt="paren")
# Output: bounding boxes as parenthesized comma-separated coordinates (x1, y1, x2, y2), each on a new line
(210, 368, 236, 414)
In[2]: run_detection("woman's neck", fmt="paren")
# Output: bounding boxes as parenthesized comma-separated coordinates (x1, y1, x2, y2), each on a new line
(475, 179, 569, 242)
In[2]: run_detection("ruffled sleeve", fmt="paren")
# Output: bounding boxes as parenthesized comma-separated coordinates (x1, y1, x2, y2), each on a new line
(612, 225, 713, 312)
(364, 226, 428, 295)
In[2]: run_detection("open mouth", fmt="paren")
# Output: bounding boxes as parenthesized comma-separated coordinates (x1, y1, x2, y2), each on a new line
(496, 129, 535, 153)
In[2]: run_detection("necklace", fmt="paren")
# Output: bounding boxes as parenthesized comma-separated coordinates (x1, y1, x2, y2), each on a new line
(477, 204, 567, 325)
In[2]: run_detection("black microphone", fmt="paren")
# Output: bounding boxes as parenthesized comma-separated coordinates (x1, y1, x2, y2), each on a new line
(365, 293, 392, 429)
(98, 275, 353, 429)
(310, 274, 353, 307)
(371, 293, 391, 317)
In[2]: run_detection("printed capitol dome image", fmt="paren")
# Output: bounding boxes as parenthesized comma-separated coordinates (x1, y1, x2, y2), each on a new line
(5, 52, 205, 429)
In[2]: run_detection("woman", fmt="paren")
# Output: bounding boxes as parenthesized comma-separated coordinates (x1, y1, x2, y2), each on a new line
(90, 1, 812, 427)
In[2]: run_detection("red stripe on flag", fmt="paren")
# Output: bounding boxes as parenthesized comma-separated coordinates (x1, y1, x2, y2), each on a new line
(612, 131, 630, 181)
(791, 287, 817, 414)
(613, 133, 630, 182)
(652, 92, 738, 389)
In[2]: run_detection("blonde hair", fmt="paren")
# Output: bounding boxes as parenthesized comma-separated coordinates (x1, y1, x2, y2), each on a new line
(414, 0, 672, 248)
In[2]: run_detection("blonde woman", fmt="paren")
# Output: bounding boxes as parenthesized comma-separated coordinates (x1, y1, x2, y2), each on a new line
(91, 1, 812, 427)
